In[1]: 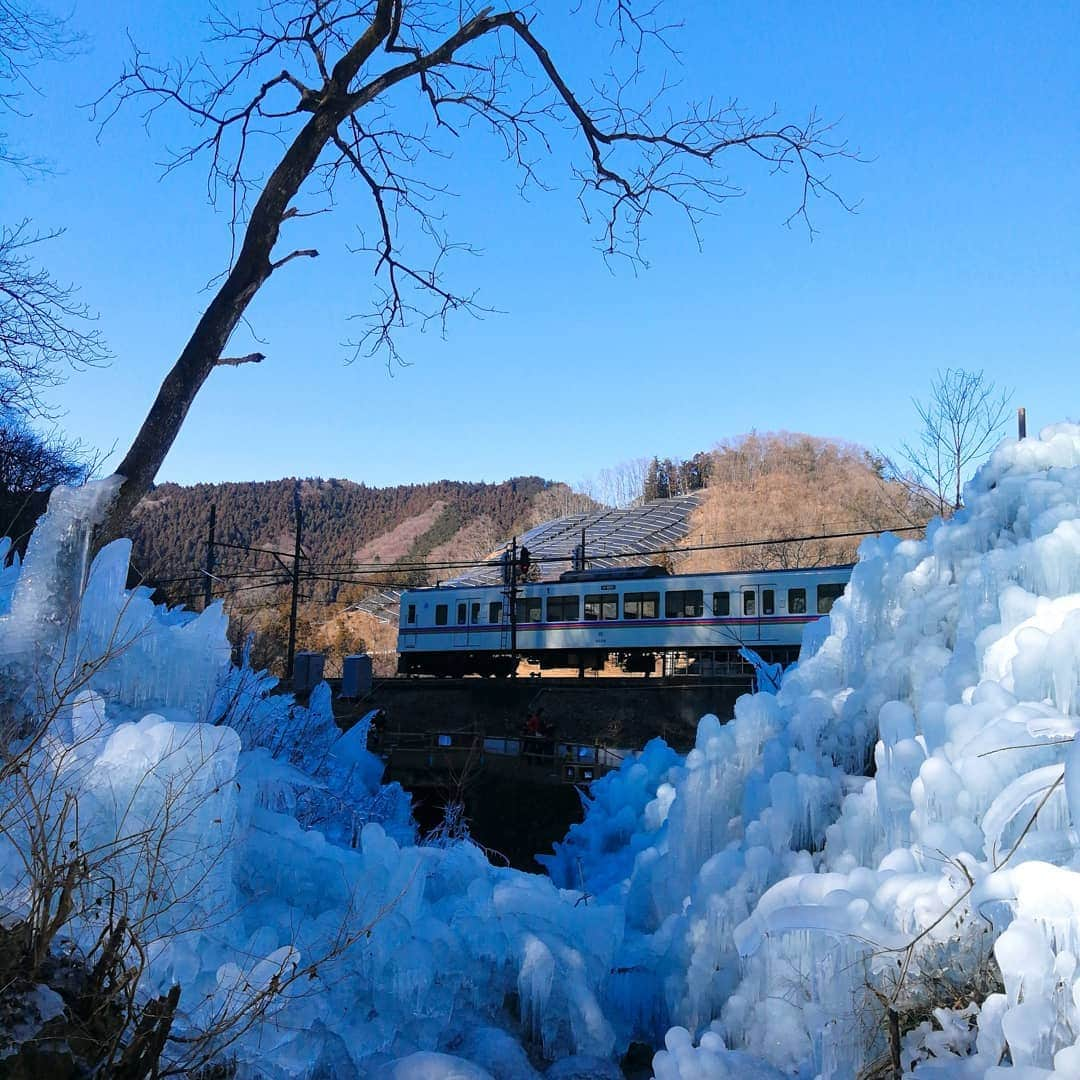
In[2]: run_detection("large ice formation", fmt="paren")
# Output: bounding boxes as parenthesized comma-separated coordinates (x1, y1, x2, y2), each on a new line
(7, 422, 1080, 1077)
(547, 423, 1080, 1076)
(0, 483, 618, 1077)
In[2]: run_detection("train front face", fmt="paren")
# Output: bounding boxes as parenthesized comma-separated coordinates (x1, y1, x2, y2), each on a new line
(396, 584, 509, 675)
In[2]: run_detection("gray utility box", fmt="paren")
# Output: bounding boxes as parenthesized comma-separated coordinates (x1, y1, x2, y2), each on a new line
(293, 651, 326, 694)
(341, 654, 373, 698)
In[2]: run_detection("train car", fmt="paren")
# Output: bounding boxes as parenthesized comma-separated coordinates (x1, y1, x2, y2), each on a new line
(396, 563, 853, 677)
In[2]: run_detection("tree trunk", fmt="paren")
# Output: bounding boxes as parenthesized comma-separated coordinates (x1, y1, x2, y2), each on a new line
(95, 5, 405, 545)
(97, 109, 345, 545)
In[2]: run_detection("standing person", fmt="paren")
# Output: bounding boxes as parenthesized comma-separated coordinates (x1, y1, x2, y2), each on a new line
(525, 707, 543, 737)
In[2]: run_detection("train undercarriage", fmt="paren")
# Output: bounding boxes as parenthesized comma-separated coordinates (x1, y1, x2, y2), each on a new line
(396, 644, 801, 678)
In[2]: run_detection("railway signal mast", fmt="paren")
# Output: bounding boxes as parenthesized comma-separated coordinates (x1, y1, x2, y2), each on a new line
(508, 537, 518, 673)
(504, 539, 532, 677)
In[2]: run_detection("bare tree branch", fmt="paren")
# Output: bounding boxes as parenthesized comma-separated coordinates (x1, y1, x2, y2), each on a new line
(215, 351, 267, 367)
(91, 0, 859, 541)
(269, 247, 319, 270)
(0, 221, 110, 419)
(1, 7, 108, 429)
(0, 0, 82, 172)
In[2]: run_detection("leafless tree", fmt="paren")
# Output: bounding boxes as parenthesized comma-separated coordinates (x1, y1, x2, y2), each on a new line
(0, 409, 106, 555)
(0, 222, 110, 418)
(527, 482, 599, 525)
(592, 456, 651, 507)
(0, 413, 97, 493)
(0, 0, 79, 171)
(896, 368, 1012, 516)
(1, 5, 109, 420)
(567, 457, 649, 508)
(92, 0, 857, 539)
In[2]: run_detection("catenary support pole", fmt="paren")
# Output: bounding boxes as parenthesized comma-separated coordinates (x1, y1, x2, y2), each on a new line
(509, 537, 518, 676)
(286, 490, 303, 682)
(203, 504, 216, 611)
(578, 524, 588, 679)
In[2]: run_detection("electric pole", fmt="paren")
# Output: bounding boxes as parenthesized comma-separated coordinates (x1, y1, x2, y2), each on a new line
(509, 536, 518, 676)
(578, 526, 587, 679)
(286, 490, 303, 682)
(203, 504, 216, 611)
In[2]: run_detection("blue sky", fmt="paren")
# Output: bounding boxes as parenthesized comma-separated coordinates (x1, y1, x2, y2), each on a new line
(5, 1, 1078, 488)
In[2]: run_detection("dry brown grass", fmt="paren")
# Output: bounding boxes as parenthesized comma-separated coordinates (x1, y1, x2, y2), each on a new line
(350, 500, 448, 564)
(312, 608, 399, 677)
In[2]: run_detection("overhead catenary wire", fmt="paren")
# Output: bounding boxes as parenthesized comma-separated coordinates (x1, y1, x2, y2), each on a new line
(147, 519, 931, 598)
(260, 520, 931, 579)
(302, 515, 929, 575)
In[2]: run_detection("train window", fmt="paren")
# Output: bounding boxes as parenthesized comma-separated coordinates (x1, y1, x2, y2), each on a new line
(457, 602, 467, 625)
(817, 583, 846, 614)
(471, 601, 481, 624)
(713, 592, 730, 616)
(624, 591, 659, 619)
(788, 588, 806, 614)
(547, 595, 580, 622)
(489, 601, 503, 623)
(406, 603, 416, 625)
(762, 589, 775, 616)
(743, 591, 756, 616)
(585, 594, 618, 620)
(516, 596, 542, 623)
(665, 590, 704, 618)
(435, 604, 448, 626)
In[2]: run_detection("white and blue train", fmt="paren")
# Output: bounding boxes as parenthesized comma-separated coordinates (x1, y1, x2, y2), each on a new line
(396, 563, 853, 677)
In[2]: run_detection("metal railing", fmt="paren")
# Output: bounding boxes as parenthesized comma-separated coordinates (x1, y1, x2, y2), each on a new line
(377, 729, 626, 785)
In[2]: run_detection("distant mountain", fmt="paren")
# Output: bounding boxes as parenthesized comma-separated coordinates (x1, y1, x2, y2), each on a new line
(130, 475, 559, 605)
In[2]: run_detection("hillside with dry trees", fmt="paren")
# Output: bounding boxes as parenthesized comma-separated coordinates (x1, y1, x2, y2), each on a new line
(675, 432, 927, 574)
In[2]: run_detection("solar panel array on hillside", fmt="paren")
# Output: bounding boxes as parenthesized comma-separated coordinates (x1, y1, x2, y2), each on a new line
(353, 493, 701, 623)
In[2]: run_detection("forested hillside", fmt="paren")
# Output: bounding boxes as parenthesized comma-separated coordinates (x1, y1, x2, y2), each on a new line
(130, 476, 552, 601)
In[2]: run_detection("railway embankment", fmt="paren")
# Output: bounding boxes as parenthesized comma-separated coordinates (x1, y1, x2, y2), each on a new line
(334, 675, 753, 749)
(326, 675, 754, 868)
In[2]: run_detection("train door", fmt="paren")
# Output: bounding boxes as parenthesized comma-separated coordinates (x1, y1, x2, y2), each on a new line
(740, 584, 778, 644)
(453, 600, 469, 648)
(468, 600, 483, 647)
